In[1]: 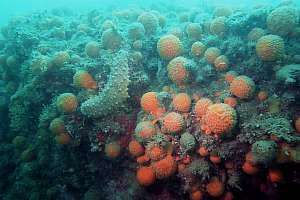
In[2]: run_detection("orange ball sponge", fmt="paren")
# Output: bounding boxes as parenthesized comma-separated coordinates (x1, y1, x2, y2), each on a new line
(201, 103, 237, 136)
(230, 75, 255, 99)
(173, 93, 191, 112)
(128, 140, 144, 157)
(151, 155, 177, 179)
(135, 121, 156, 141)
(140, 92, 160, 113)
(56, 93, 78, 113)
(136, 166, 156, 186)
(206, 177, 224, 197)
(204, 47, 221, 64)
(73, 70, 97, 89)
(157, 34, 182, 60)
(242, 161, 259, 175)
(105, 142, 121, 158)
(256, 34, 285, 61)
(194, 98, 213, 119)
(167, 56, 190, 87)
(146, 145, 166, 161)
(162, 112, 185, 134)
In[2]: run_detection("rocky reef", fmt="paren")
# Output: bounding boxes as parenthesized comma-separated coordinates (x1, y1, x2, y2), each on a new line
(0, 1, 300, 200)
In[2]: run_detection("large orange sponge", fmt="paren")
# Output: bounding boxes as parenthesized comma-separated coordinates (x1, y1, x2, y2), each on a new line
(151, 155, 177, 179)
(172, 93, 191, 112)
(56, 93, 78, 113)
(157, 34, 182, 60)
(167, 56, 190, 86)
(256, 34, 285, 61)
(230, 75, 255, 99)
(201, 103, 237, 136)
(73, 70, 97, 89)
(194, 98, 213, 119)
(136, 166, 156, 186)
(162, 112, 185, 134)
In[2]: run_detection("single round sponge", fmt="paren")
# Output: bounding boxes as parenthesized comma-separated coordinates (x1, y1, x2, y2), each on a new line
(194, 98, 213, 119)
(157, 34, 182, 60)
(206, 177, 225, 197)
(214, 55, 229, 71)
(56, 93, 78, 113)
(151, 155, 177, 179)
(85, 41, 100, 58)
(140, 92, 160, 113)
(73, 70, 97, 89)
(136, 167, 156, 186)
(172, 93, 191, 113)
(135, 121, 156, 142)
(137, 12, 159, 35)
(49, 117, 65, 135)
(210, 17, 226, 37)
(267, 6, 299, 36)
(167, 56, 190, 86)
(128, 140, 144, 157)
(256, 34, 285, 61)
(162, 112, 185, 134)
(229, 75, 255, 99)
(201, 103, 237, 136)
(105, 142, 121, 159)
(191, 41, 206, 58)
(204, 47, 221, 64)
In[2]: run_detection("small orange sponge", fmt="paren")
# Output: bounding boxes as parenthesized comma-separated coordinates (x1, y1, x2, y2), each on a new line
(136, 166, 156, 186)
(56, 93, 78, 113)
(73, 70, 97, 89)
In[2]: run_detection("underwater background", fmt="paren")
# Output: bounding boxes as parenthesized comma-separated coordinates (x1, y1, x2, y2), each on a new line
(0, 0, 300, 199)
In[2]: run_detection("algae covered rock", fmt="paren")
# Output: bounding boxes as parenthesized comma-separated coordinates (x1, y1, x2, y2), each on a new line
(251, 140, 277, 164)
(180, 132, 196, 152)
(276, 64, 300, 85)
